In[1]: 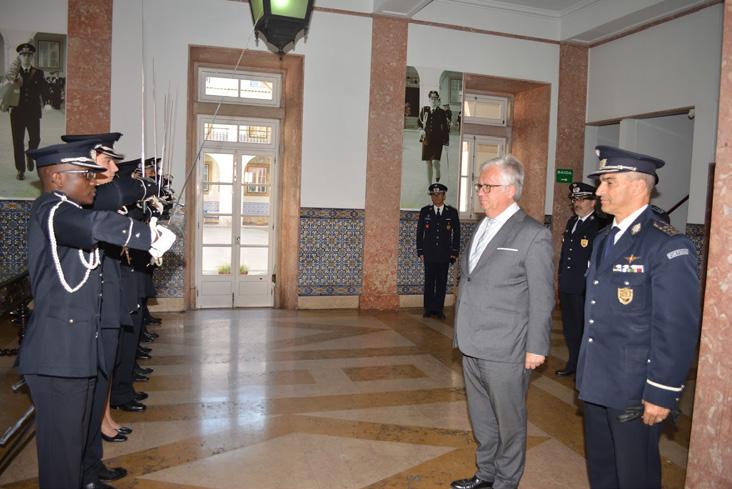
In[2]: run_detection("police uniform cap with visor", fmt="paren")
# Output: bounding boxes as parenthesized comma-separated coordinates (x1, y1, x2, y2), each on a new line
(117, 157, 161, 178)
(61, 132, 125, 160)
(27, 139, 107, 173)
(568, 181, 595, 200)
(428, 183, 447, 194)
(588, 145, 665, 181)
(16, 42, 36, 55)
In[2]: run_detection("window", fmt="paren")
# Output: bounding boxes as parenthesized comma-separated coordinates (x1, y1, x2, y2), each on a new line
(459, 136, 507, 217)
(203, 121, 275, 146)
(198, 68, 281, 107)
(463, 94, 508, 126)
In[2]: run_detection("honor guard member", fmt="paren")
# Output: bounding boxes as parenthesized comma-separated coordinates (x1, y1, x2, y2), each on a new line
(576, 146, 700, 489)
(416, 183, 460, 319)
(556, 182, 604, 377)
(17, 141, 177, 489)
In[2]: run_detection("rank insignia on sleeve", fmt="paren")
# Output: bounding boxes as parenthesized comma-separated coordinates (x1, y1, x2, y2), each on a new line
(631, 223, 641, 235)
(580, 239, 589, 248)
(667, 248, 689, 260)
(618, 287, 634, 305)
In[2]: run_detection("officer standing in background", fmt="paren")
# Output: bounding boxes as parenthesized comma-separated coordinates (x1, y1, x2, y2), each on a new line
(17, 141, 176, 488)
(556, 182, 604, 377)
(576, 145, 700, 489)
(416, 183, 460, 319)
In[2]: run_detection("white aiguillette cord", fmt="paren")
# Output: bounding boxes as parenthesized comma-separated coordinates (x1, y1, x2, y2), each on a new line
(48, 192, 101, 293)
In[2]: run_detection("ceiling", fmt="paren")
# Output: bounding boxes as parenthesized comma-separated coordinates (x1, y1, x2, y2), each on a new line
(371, 0, 714, 43)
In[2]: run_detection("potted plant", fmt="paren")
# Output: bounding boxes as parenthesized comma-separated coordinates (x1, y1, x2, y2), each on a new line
(217, 264, 231, 274)
(240, 264, 249, 275)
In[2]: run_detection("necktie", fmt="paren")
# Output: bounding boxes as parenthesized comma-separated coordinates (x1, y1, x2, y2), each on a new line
(436, 208, 441, 217)
(603, 226, 620, 259)
(469, 218, 495, 272)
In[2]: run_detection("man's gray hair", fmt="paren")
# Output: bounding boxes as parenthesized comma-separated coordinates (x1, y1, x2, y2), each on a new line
(480, 154, 525, 201)
(626, 172, 656, 193)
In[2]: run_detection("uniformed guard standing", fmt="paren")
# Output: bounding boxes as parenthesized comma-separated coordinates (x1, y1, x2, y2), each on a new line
(416, 183, 460, 319)
(576, 145, 700, 489)
(556, 182, 605, 377)
(17, 141, 176, 488)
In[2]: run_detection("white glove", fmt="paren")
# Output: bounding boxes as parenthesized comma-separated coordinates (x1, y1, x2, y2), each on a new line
(145, 195, 164, 214)
(149, 219, 176, 259)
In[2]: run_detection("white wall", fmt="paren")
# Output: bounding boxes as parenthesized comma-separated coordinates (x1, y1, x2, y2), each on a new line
(111, 0, 372, 210)
(586, 4, 723, 223)
(583, 123, 619, 182)
(408, 23, 560, 215)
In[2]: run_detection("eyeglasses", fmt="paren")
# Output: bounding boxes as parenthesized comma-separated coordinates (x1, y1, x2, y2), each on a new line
(57, 169, 99, 181)
(474, 183, 507, 193)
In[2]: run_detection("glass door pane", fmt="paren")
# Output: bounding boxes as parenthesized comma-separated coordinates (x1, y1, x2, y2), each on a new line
(239, 154, 272, 279)
(201, 152, 236, 277)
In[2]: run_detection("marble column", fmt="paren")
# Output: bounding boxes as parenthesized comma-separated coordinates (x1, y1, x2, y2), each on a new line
(66, 0, 112, 133)
(551, 43, 588, 272)
(685, 2, 732, 487)
(359, 16, 408, 310)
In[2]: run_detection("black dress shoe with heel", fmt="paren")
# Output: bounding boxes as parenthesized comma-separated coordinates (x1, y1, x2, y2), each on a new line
(83, 481, 114, 489)
(98, 465, 128, 481)
(135, 391, 149, 401)
(116, 426, 133, 435)
(451, 475, 493, 489)
(555, 368, 576, 377)
(101, 432, 127, 443)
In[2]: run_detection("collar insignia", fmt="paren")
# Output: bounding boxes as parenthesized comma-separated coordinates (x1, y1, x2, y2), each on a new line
(631, 223, 641, 235)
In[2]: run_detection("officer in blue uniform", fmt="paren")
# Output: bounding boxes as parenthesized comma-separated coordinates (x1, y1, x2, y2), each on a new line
(556, 182, 605, 376)
(17, 141, 176, 489)
(576, 145, 700, 489)
(416, 183, 460, 319)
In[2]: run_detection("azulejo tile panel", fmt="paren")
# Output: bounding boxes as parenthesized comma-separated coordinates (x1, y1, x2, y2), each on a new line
(298, 208, 364, 296)
(152, 214, 185, 298)
(686, 222, 706, 275)
(0, 200, 32, 272)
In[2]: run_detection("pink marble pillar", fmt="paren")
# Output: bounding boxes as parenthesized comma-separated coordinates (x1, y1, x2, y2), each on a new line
(685, 3, 732, 487)
(551, 43, 588, 273)
(359, 16, 408, 310)
(65, 0, 112, 133)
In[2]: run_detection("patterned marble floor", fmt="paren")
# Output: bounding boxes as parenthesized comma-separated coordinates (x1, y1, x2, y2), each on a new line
(0, 308, 693, 488)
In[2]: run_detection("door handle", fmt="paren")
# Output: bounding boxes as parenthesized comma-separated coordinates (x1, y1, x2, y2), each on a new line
(235, 236, 240, 244)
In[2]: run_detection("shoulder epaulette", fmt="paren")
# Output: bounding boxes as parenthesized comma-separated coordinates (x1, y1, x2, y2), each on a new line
(652, 219, 681, 236)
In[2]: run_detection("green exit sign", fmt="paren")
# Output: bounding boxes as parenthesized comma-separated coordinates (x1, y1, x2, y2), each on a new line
(556, 168, 573, 183)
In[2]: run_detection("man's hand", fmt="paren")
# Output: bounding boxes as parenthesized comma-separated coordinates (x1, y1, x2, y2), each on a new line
(525, 353, 545, 370)
(641, 400, 670, 426)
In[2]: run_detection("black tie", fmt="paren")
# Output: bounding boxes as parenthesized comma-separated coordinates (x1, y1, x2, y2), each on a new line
(603, 226, 620, 259)
(436, 208, 441, 217)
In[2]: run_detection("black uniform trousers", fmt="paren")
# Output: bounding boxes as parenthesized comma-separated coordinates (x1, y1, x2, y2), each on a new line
(583, 401, 662, 489)
(10, 109, 41, 172)
(423, 261, 449, 314)
(559, 291, 584, 371)
(82, 328, 120, 483)
(111, 309, 143, 405)
(25, 374, 96, 489)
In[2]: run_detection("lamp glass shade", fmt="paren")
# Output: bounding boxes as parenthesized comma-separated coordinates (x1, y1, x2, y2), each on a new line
(270, 0, 308, 19)
(250, 0, 265, 23)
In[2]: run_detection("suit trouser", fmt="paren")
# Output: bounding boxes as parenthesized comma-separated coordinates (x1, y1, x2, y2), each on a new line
(423, 261, 449, 313)
(82, 328, 120, 483)
(559, 291, 585, 371)
(463, 356, 530, 489)
(583, 401, 662, 489)
(25, 374, 96, 489)
(10, 109, 40, 172)
(111, 310, 142, 405)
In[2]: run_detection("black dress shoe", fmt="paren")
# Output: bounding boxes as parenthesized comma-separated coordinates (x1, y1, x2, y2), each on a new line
(147, 331, 160, 338)
(435, 312, 447, 320)
(111, 400, 146, 412)
(134, 373, 150, 382)
(83, 481, 114, 489)
(98, 465, 128, 481)
(17, 171, 24, 180)
(138, 345, 152, 354)
(141, 333, 154, 343)
(555, 368, 576, 377)
(116, 426, 133, 435)
(136, 351, 152, 360)
(137, 366, 154, 375)
(102, 432, 127, 443)
(451, 475, 493, 489)
(26, 157, 34, 171)
(135, 391, 149, 401)
(146, 315, 162, 324)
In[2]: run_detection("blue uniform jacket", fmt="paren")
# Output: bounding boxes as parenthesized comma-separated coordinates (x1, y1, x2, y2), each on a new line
(576, 206, 700, 409)
(17, 192, 152, 378)
(416, 204, 460, 263)
(558, 212, 605, 294)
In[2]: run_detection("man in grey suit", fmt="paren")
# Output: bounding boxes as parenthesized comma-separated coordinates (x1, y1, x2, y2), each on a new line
(451, 155, 555, 489)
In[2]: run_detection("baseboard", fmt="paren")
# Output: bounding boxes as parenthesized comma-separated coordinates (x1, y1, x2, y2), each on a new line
(148, 297, 186, 312)
(298, 295, 360, 309)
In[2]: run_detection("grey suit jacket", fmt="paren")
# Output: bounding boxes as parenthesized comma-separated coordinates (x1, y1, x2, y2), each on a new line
(454, 209, 554, 364)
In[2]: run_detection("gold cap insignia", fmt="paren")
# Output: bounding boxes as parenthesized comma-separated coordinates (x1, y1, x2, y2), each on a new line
(599, 158, 607, 168)
(618, 287, 633, 305)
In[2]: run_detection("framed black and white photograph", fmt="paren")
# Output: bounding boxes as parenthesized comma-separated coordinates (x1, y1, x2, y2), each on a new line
(0, 31, 67, 199)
